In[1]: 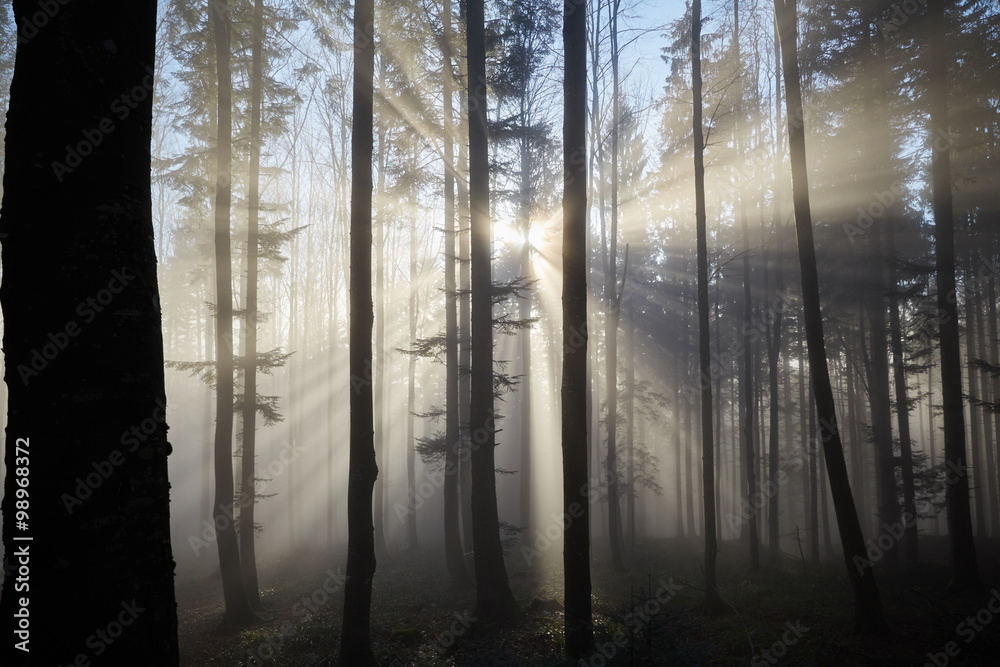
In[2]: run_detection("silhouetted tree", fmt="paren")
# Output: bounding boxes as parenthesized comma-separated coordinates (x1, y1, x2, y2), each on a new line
(926, 0, 980, 591)
(339, 0, 379, 657)
(468, 0, 520, 621)
(563, 0, 594, 655)
(210, 0, 257, 627)
(776, 0, 886, 633)
(441, 0, 470, 586)
(239, 0, 265, 612)
(692, 0, 723, 614)
(0, 0, 178, 662)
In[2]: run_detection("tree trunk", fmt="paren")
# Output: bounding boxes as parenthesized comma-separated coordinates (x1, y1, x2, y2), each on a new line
(562, 0, 595, 648)
(339, 0, 379, 656)
(972, 269, 998, 537)
(775, 0, 885, 632)
(406, 179, 419, 552)
(604, 0, 627, 574)
(374, 68, 389, 560)
(733, 0, 760, 572)
(988, 274, 1000, 534)
(441, 0, 470, 585)
(239, 0, 265, 612)
(467, 0, 520, 621)
(626, 302, 636, 556)
(766, 17, 785, 561)
(692, 0, 722, 613)
(886, 221, 919, 564)
(859, 21, 902, 573)
(457, 13, 475, 553)
(0, 1, 178, 660)
(808, 381, 818, 564)
(926, 0, 980, 590)
(518, 132, 533, 547)
(210, 0, 256, 627)
(964, 268, 986, 538)
(288, 118, 298, 552)
(685, 356, 695, 538)
(203, 289, 214, 532)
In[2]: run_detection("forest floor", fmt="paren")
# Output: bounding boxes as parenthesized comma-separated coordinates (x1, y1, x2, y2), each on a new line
(177, 535, 1000, 666)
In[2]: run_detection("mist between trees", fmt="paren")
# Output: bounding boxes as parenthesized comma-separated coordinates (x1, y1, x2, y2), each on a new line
(0, 0, 998, 664)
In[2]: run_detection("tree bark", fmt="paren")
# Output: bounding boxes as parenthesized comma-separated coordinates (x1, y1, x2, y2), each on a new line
(733, 0, 760, 572)
(441, 0, 468, 583)
(518, 125, 534, 548)
(926, 0, 980, 590)
(210, 0, 256, 627)
(775, 0, 885, 632)
(692, 0, 722, 613)
(374, 64, 389, 560)
(766, 13, 785, 565)
(604, 0, 627, 574)
(239, 0, 265, 612)
(972, 264, 998, 537)
(0, 1, 178, 661)
(406, 171, 419, 552)
(467, 0, 520, 621)
(339, 0, 379, 656)
(964, 260, 986, 538)
(562, 0, 594, 650)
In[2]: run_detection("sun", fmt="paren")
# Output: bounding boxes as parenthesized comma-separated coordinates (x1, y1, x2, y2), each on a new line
(494, 216, 550, 249)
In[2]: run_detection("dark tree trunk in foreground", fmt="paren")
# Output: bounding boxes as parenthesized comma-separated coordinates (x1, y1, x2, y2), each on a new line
(692, 0, 723, 613)
(339, 0, 379, 658)
(239, 0, 265, 612)
(927, 0, 979, 590)
(0, 2, 178, 663)
(775, 0, 885, 633)
(210, 0, 257, 627)
(563, 0, 594, 653)
(468, 0, 520, 621)
(441, 0, 471, 585)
